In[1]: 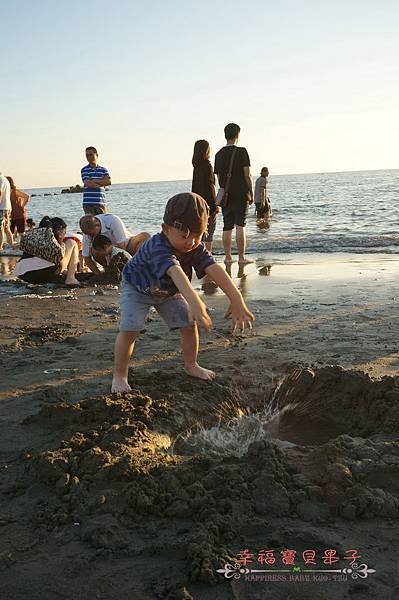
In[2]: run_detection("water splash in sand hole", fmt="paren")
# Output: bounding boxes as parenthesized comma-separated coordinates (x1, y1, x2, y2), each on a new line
(173, 365, 399, 456)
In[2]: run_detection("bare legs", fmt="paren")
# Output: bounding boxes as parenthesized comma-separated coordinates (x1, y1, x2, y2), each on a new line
(0, 217, 14, 251)
(111, 324, 215, 392)
(61, 238, 79, 285)
(236, 225, 246, 263)
(222, 229, 233, 263)
(112, 330, 139, 392)
(223, 226, 253, 264)
(180, 324, 215, 380)
(236, 225, 253, 264)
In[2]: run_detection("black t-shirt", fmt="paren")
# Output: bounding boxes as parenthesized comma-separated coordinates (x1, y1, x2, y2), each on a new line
(191, 159, 216, 212)
(214, 145, 251, 203)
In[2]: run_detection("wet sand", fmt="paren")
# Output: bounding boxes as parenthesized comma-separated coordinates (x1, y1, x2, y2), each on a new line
(0, 253, 398, 599)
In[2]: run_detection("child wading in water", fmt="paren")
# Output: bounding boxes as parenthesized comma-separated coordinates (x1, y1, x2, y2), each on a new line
(112, 192, 254, 393)
(254, 167, 272, 219)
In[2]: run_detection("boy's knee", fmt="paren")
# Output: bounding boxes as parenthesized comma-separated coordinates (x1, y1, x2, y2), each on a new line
(118, 330, 139, 341)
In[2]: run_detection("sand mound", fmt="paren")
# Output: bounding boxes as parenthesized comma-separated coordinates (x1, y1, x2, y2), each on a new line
(300, 434, 399, 519)
(14, 375, 295, 586)
(2, 367, 398, 596)
(273, 366, 399, 444)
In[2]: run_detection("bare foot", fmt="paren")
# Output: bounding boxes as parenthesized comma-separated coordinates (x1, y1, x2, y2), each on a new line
(111, 377, 132, 393)
(185, 363, 216, 381)
(65, 277, 80, 286)
(238, 258, 254, 265)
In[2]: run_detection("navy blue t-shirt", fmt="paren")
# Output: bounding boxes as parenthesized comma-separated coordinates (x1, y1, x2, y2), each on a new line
(123, 232, 216, 296)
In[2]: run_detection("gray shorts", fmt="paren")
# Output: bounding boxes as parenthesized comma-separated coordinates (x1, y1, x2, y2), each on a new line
(119, 279, 194, 332)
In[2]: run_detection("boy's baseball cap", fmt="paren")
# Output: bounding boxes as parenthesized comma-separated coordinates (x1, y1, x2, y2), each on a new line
(163, 192, 209, 234)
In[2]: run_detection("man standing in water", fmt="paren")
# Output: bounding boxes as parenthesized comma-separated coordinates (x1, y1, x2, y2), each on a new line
(214, 123, 254, 264)
(81, 146, 111, 215)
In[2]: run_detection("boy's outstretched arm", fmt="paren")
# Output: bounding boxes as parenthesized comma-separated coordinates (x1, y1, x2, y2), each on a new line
(205, 263, 254, 332)
(167, 265, 212, 332)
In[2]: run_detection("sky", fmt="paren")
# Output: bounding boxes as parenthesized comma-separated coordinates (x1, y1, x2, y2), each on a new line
(1, 0, 398, 188)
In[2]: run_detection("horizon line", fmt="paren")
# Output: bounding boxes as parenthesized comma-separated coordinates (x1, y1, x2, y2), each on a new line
(24, 166, 399, 191)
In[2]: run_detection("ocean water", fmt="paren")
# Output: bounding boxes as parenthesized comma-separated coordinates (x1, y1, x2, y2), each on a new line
(23, 169, 399, 255)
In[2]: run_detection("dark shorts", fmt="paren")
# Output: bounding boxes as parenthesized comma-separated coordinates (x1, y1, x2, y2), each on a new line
(255, 199, 271, 219)
(203, 210, 218, 242)
(83, 204, 106, 216)
(11, 218, 26, 234)
(222, 203, 248, 230)
(19, 265, 62, 284)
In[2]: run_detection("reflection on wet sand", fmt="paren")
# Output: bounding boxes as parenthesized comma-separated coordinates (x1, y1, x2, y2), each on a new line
(258, 264, 272, 276)
(201, 273, 219, 295)
(237, 264, 247, 279)
(256, 217, 272, 232)
(201, 260, 273, 297)
(0, 257, 18, 279)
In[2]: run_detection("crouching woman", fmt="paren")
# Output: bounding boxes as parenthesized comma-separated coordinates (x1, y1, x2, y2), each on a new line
(14, 216, 79, 285)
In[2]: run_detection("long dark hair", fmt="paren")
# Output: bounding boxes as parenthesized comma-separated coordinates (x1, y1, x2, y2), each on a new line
(192, 140, 210, 167)
(6, 176, 15, 189)
(39, 216, 67, 243)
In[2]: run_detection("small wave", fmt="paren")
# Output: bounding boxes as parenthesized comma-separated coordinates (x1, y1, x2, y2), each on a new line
(247, 234, 399, 254)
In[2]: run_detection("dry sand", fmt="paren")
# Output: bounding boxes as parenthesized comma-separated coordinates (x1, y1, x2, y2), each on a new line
(0, 253, 398, 599)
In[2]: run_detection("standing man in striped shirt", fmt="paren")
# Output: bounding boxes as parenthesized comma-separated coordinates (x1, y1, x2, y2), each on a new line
(81, 146, 111, 215)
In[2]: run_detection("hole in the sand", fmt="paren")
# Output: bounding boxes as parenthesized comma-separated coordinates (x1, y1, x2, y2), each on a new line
(173, 364, 399, 455)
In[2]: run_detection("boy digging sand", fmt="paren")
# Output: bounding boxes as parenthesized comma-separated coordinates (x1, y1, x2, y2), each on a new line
(112, 192, 254, 393)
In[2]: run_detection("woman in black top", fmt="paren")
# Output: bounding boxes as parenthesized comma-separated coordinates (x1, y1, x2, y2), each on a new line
(191, 139, 219, 253)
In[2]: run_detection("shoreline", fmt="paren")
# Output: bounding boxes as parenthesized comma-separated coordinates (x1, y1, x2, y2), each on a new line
(3, 249, 399, 283)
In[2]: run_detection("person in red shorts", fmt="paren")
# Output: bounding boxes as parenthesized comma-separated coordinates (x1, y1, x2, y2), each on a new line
(7, 176, 30, 242)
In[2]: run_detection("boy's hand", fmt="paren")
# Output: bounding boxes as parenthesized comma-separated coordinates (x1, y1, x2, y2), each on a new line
(189, 299, 212, 332)
(224, 300, 254, 333)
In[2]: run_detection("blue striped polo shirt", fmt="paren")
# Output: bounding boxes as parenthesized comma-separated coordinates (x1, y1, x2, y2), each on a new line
(81, 164, 110, 207)
(123, 232, 216, 296)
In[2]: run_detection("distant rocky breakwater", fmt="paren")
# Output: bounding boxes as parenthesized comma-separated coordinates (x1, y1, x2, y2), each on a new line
(31, 185, 81, 197)
(61, 184, 83, 194)
(31, 184, 111, 197)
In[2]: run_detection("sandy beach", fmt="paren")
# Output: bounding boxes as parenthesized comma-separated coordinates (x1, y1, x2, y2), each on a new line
(3, 0, 398, 594)
(0, 253, 398, 599)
